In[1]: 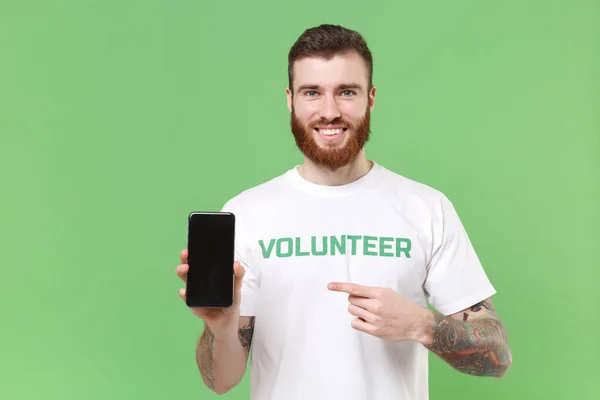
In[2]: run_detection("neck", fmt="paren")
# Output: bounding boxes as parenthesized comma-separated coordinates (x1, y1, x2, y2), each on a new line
(297, 150, 374, 186)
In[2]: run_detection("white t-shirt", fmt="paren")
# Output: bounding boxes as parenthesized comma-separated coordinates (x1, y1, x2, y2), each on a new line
(221, 161, 496, 400)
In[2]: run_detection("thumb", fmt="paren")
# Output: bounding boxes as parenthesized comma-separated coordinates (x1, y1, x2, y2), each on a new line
(233, 261, 245, 292)
(232, 261, 245, 308)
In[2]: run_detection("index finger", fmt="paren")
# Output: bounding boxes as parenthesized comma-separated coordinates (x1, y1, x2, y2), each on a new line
(180, 249, 188, 264)
(327, 282, 377, 298)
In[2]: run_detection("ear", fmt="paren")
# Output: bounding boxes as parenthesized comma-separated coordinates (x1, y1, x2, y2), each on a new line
(368, 85, 376, 111)
(286, 87, 293, 112)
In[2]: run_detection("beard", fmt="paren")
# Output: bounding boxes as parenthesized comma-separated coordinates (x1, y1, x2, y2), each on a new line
(290, 105, 371, 170)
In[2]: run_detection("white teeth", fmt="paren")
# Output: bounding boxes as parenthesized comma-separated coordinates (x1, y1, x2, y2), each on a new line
(320, 128, 343, 136)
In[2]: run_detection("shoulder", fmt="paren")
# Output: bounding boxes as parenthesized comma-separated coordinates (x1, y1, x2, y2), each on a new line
(375, 163, 455, 216)
(220, 168, 294, 213)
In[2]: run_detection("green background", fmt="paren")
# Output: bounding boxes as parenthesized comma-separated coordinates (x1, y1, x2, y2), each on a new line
(1, 0, 598, 399)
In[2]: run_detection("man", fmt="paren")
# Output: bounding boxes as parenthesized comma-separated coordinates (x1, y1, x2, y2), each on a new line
(175, 24, 512, 399)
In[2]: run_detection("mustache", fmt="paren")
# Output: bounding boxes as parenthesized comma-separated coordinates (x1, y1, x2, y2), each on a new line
(309, 117, 352, 128)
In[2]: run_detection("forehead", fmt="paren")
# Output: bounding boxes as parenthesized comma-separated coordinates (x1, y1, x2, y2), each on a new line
(292, 51, 369, 89)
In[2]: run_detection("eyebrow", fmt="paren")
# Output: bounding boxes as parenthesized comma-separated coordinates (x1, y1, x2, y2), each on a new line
(296, 83, 364, 92)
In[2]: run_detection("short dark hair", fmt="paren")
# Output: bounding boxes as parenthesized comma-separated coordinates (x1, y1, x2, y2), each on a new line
(287, 24, 373, 94)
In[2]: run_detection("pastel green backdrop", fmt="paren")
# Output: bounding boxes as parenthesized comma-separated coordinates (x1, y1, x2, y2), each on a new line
(1, 0, 598, 399)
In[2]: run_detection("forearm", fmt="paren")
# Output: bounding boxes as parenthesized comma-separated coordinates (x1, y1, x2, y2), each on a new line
(196, 324, 247, 394)
(420, 310, 512, 377)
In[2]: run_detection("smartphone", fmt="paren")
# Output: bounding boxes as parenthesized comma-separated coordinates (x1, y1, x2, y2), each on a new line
(185, 211, 235, 308)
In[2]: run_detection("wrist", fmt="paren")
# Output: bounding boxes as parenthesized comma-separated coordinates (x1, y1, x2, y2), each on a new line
(204, 320, 238, 342)
(413, 308, 435, 347)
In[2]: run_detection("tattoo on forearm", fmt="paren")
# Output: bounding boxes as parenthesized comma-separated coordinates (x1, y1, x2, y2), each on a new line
(427, 309, 511, 377)
(198, 325, 216, 390)
(470, 299, 494, 313)
(238, 317, 255, 354)
(463, 299, 494, 321)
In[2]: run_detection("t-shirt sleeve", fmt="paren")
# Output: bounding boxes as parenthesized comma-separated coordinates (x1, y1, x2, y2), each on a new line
(221, 198, 260, 317)
(423, 195, 496, 315)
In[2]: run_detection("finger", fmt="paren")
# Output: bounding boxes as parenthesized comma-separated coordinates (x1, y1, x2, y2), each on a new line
(328, 282, 377, 298)
(233, 261, 245, 305)
(178, 287, 186, 301)
(180, 249, 188, 264)
(348, 295, 376, 311)
(348, 304, 378, 324)
(351, 317, 375, 335)
(175, 263, 189, 283)
(233, 261, 245, 280)
(234, 262, 245, 290)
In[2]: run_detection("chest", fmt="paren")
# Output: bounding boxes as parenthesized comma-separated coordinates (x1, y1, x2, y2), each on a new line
(242, 204, 433, 305)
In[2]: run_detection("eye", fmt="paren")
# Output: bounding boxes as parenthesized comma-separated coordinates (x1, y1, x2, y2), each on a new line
(304, 91, 318, 97)
(341, 90, 355, 97)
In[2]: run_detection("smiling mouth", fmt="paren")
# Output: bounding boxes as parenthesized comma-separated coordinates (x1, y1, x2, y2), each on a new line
(314, 127, 348, 137)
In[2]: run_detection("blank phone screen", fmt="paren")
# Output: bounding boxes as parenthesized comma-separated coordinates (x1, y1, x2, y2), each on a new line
(186, 212, 235, 308)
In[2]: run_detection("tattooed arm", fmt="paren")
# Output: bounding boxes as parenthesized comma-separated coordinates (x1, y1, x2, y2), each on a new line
(196, 316, 255, 394)
(326, 282, 512, 377)
(422, 298, 512, 378)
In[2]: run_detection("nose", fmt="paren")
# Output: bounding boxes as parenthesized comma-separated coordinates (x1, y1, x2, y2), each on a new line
(319, 95, 342, 121)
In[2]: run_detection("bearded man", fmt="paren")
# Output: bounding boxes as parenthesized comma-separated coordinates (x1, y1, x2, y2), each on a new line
(175, 24, 512, 400)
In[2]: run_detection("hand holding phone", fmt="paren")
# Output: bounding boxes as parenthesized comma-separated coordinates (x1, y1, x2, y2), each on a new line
(175, 212, 245, 331)
(176, 250, 245, 329)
